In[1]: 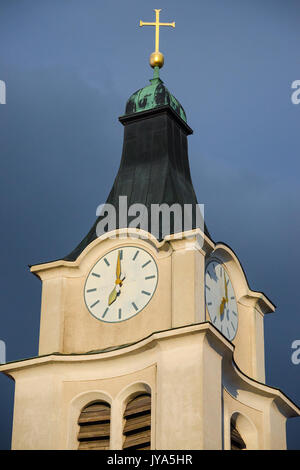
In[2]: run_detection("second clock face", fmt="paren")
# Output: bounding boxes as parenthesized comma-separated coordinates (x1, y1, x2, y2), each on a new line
(84, 246, 158, 323)
(205, 260, 238, 341)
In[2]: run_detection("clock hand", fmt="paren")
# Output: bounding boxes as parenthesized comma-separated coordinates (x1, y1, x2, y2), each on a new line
(108, 286, 117, 306)
(115, 250, 124, 288)
(108, 252, 125, 306)
(219, 297, 226, 316)
(116, 250, 121, 282)
(107, 282, 124, 307)
(224, 271, 228, 303)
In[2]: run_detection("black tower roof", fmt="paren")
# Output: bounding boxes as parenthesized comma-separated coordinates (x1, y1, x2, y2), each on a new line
(64, 79, 209, 262)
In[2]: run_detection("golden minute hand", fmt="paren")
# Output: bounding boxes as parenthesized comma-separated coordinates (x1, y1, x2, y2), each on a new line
(224, 271, 228, 303)
(116, 251, 121, 282)
(108, 252, 122, 306)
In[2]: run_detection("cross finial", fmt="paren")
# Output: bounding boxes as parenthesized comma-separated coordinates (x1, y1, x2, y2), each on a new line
(140, 9, 175, 70)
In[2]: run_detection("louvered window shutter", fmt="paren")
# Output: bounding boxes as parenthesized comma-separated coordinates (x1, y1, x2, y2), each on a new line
(77, 401, 111, 450)
(230, 422, 246, 450)
(122, 394, 151, 450)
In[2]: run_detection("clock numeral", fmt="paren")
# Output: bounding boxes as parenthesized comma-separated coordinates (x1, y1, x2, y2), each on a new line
(132, 302, 138, 311)
(90, 300, 100, 308)
(142, 260, 151, 269)
(145, 275, 155, 280)
(141, 290, 151, 296)
(104, 258, 110, 266)
(133, 250, 139, 261)
(102, 307, 109, 318)
(91, 273, 100, 278)
(118, 308, 122, 320)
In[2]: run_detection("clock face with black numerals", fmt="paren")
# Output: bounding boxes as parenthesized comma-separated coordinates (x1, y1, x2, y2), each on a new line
(84, 246, 158, 323)
(205, 260, 238, 341)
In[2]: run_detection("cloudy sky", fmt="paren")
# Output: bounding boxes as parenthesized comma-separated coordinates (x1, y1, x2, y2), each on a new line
(0, 0, 300, 449)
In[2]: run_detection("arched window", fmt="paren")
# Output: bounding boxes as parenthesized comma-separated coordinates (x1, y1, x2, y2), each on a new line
(230, 412, 259, 450)
(77, 401, 111, 450)
(230, 420, 246, 450)
(122, 393, 151, 450)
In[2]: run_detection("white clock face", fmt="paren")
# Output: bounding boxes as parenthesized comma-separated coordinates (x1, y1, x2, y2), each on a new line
(205, 260, 238, 341)
(84, 246, 158, 323)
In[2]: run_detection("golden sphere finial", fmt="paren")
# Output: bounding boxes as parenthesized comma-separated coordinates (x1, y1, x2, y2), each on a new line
(150, 51, 164, 69)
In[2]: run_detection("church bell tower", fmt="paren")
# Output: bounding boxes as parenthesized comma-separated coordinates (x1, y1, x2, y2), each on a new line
(1, 10, 299, 450)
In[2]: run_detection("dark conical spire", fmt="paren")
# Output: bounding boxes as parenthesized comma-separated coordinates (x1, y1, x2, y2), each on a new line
(64, 78, 209, 262)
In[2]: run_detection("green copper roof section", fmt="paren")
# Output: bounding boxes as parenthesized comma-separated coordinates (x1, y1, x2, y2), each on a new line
(125, 67, 187, 123)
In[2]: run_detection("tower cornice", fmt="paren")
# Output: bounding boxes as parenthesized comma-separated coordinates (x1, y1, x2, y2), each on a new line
(119, 104, 193, 135)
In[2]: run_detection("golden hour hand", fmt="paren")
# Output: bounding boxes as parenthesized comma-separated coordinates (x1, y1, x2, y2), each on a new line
(219, 297, 226, 316)
(108, 286, 117, 306)
(108, 251, 125, 306)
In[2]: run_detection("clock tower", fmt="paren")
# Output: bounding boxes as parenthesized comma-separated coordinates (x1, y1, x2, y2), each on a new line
(1, 10, 299, 450)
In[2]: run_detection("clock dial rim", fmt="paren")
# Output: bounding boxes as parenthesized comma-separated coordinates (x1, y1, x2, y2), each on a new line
(205, 259, 239, 341)
(84, 245, 159, 323)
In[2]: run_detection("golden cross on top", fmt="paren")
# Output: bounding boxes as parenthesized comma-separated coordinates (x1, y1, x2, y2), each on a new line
(140, 9, 175, 69)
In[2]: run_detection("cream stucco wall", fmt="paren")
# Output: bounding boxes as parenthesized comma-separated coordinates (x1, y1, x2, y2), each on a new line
(1, 323, 298, 450)
(2, 229, 298, 450)
(32, 230, 273, 384)
(33, 230, 213, 356)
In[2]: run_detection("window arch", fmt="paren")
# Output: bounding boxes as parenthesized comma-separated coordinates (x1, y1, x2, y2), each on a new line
(122, 393, 151, 450)
(77, 401, 111, 450)
(230, 412, 258, 450)
(230, 419, 246, 450)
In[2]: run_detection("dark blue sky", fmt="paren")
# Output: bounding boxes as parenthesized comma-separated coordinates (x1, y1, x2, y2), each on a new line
(0, 0, 300, 449)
